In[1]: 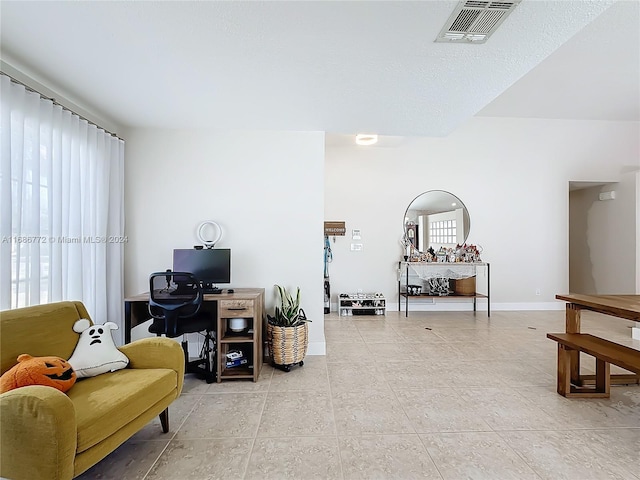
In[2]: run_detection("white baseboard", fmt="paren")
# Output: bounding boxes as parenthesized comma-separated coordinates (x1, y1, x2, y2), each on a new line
(385, 301, 564, 312)
(633, 326, 640, 340)
(489, 302, 565, 311)
(306, 341, 326, 356)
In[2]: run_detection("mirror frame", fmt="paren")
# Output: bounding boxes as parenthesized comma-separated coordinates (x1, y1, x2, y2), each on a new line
(403, 190, 471, 255)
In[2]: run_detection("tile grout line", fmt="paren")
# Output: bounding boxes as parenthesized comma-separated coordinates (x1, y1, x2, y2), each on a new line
(323, 346, 346, 480)
(240, 378, 269, 480)
(142, 392, 203, 480)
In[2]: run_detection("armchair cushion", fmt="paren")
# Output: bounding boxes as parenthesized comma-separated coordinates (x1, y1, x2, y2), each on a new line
(70, 368, 177, 453)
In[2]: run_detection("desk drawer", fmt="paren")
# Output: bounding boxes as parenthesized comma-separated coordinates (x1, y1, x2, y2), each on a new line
(219, 299, 254, 317)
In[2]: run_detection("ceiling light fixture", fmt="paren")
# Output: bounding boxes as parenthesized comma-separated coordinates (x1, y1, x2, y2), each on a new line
(355, 134, 378, 146)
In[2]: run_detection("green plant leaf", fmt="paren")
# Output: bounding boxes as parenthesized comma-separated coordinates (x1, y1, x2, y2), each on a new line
(272, 284, 303, 326)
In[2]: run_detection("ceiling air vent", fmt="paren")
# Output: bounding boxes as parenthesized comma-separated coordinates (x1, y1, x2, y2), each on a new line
(436, 0, 521, 44)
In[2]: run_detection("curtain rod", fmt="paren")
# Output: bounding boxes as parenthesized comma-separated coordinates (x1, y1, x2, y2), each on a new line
(1, 71, 123, 141)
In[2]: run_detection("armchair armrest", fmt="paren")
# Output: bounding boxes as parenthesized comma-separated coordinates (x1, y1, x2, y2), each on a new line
(0, 385, 76, 480)
(119, 337, 185, 395)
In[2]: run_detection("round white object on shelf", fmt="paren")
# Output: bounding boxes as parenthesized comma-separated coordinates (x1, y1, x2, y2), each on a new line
(229, 318, 248, 332)
(197, 221, 222, 248)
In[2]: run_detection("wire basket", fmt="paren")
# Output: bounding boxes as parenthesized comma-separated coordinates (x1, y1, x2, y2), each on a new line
(267, 322, 308, 367)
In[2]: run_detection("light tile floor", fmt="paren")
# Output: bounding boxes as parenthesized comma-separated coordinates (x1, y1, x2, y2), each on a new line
(78, 310, 640, 479)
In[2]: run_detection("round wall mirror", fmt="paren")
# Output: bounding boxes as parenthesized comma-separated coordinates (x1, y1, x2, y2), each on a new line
(403, 190, 471, 253)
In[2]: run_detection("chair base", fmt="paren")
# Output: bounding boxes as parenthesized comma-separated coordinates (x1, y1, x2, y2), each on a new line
(182, 332, 216, 384)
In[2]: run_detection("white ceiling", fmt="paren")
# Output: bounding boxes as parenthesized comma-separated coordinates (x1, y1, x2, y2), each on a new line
(1, 0, 638, 138)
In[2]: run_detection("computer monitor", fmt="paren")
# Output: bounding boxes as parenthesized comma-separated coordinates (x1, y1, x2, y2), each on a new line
(173, 248, 231, 293)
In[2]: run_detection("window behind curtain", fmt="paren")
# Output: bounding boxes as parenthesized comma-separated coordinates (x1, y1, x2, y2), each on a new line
(0, 75, 125, 339)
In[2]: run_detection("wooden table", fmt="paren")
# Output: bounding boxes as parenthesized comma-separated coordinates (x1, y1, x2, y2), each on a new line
(556, 294, 640, 386)
(125, 288, 265, 382)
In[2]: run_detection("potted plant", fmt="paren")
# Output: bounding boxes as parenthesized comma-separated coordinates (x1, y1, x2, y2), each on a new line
(267, 285, 311, 372)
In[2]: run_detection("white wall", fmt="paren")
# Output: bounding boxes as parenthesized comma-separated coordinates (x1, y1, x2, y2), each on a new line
(570, 176, 637, 294)
(325, 117, 640, 311)
(589, 173, 638, 293)
(636, 170, 640, 340)
(124, 129, 326, 354)
(569, 186, 600, 294)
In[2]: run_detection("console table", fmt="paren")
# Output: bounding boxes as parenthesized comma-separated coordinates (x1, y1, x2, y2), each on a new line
(124, 288, 265, 382)
(398, 261, 490, 317)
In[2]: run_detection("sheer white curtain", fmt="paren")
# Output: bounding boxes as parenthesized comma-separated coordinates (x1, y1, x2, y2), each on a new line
(0, 75, 125, 340)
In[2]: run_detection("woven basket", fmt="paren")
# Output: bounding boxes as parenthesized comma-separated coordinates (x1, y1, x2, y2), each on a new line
(267, 322, 308, 366)
(453, 276, 476, 295)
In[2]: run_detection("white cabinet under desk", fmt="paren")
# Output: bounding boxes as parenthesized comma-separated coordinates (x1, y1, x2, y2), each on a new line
(398, 262, 490, 317)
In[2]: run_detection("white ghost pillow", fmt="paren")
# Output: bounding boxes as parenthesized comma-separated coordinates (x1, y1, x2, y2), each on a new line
(68, 319, 129, 378)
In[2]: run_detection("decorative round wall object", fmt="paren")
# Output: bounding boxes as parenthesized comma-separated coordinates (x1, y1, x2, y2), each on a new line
(403, 190, 471, 254)
(197, 221, 223, 248)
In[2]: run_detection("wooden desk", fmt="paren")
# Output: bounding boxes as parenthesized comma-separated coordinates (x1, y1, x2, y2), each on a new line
(124, 288, 265, 382)
(555, 294, 640, 386)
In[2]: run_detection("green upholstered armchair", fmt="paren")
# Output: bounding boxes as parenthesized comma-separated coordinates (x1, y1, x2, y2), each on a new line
(0, 301, 185, 480)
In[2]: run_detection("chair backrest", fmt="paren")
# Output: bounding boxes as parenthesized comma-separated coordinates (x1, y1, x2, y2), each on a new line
(148, 271, 202, 337)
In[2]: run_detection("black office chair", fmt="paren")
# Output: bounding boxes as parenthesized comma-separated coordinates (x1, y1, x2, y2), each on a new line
(148, 271, 216, 383)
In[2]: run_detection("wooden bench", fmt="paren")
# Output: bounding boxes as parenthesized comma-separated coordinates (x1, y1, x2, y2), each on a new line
(547, 333, 640, 398)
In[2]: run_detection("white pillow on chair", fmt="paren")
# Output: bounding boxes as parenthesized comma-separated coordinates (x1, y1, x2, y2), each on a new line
(68, 319, 129, 378)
